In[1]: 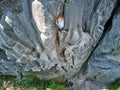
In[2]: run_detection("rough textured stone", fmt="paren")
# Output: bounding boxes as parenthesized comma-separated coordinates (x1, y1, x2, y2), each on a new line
(0, 0, 120, 89)
(86, 7, 120, 84)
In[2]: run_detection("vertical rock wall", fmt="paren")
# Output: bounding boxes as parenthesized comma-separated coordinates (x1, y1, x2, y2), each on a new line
(0, 0, 120, 89)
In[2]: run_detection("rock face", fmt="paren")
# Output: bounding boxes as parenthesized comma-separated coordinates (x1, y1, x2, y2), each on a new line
(0, 0, 120, 89)
(87, 7, 120, 84)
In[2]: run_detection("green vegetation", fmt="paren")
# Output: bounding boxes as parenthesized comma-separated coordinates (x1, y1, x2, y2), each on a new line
(111, 79, 120, 90)
(0, 75, 67, 90)
(2, 75, 120, 90)
(45, 80, 67, 90)
(64, 0, 69, 6)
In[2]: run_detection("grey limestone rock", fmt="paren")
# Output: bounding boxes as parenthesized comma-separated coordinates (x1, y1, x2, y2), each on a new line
(0, 0, 120, 89)
(86, 7, 120, 84)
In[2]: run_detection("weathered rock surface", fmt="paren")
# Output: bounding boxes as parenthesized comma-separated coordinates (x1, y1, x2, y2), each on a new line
(67, 1, 120, 90)
(0, 0, 120, 90)
(87, 6, 120, 84)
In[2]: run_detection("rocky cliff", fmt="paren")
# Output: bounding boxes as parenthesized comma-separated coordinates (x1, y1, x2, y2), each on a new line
(0, 0, 120, 90)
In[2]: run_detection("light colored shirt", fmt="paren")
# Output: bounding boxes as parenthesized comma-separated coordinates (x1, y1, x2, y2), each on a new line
(58, 20, 64, 28)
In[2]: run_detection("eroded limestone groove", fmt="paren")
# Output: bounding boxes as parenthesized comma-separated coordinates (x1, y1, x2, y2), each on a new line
(0, 0, 120, 89)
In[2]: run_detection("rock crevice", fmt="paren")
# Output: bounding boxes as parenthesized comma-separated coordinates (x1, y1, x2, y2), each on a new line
(0, 0, 120, 89)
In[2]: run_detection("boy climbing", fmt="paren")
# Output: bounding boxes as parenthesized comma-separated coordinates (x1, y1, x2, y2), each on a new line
(56, 14, 67, 34)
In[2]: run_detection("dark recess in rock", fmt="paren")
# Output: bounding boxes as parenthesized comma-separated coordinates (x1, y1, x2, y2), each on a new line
(0, 9, 3, 20)
(0, 48, 7, 60)
(83, 0, 120, 63)
(104, 0, 120, 34)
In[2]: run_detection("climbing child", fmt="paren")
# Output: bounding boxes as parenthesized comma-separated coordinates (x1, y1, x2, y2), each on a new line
(56, 14, 66, 34)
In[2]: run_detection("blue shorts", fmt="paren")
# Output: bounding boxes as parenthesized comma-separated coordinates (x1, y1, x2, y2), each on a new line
(59, 27, 65, 32)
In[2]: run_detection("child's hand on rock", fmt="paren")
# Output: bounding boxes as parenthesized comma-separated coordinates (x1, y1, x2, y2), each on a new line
(56, 20, 58, 25)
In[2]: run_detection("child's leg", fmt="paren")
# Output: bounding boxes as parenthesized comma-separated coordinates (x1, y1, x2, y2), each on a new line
(62, 30, 67, 33)
(57, 31, 60, 36)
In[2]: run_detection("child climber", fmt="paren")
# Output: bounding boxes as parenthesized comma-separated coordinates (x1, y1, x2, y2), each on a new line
(56, 14, 66, 34)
